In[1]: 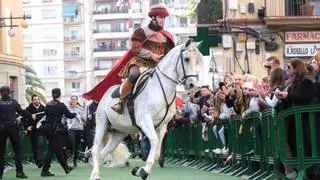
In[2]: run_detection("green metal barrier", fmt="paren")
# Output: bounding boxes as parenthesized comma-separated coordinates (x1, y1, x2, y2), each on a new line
(165, 105, 320, 179)
(277, 105, 320, 180)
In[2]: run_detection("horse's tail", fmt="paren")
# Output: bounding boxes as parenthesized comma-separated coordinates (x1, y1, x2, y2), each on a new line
(102, 132, 131, 166)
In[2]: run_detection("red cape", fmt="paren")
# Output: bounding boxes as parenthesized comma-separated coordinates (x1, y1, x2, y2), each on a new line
(83, 29, 175, 102)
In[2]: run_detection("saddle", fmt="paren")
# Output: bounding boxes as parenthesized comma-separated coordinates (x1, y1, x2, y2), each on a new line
(111, 69, 154, 99)
(111, 69, 155, 128)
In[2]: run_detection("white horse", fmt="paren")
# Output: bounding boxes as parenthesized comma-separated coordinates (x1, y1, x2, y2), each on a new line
(89, 40, 203, 180)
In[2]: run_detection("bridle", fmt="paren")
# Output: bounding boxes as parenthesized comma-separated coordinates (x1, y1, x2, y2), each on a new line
(153, 47, 198, 128)
(156, 48, 198, 85)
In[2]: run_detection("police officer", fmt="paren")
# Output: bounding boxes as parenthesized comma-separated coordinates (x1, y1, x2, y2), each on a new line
(40, 88, 76, 177)
(83, 100, 98, 162)
(25, 94, 45, 168)
(0, 85, 36, 179)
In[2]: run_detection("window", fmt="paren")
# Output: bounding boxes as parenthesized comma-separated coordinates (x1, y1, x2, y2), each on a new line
(42, 0, 53, 3)
(179, 17, 188, 27)
(43, 49, 57, 57)
(42, 9, 56, 20)
(72, 82, 80, 89)
(44, 66, 57, 75)
(98, 24, 111, 32)
(133, 23, 141, 30)
(24, 47, 32, 58)
(69, 29, 80, 40)
(99, 60, 113, 69)
(23, 10, 32, 17)
(164, 15, 174, 28)
(23, 0, 31, 4)
(44, 82, 58, 91)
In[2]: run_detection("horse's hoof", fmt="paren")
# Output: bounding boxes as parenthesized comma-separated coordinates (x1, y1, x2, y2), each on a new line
(131, 167, 139, 176)
(131, 167, 149, 179)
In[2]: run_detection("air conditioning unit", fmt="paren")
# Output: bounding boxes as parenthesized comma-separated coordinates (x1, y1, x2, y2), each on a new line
(228, 0, 238, 10)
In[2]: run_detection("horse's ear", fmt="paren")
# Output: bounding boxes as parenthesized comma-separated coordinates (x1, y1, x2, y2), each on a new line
(194, 41, 202, 48)
(185, 39, 192, 48)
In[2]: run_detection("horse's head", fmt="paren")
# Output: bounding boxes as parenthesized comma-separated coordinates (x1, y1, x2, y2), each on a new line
(176, 39, 203, 90)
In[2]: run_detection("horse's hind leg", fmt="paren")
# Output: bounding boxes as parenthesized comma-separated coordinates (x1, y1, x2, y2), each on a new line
(100, 132, 127, 161)
(89, 114, 107, 180)
(132, 116, 158, 179)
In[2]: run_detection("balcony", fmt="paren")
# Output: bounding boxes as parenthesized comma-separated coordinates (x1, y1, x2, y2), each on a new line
(63, 0, 82, 4)
(64, 71, 84, 79)
(92, 7, 143, 20)
(93, 29, 130, 39)
(166, 24, 197, 35)
(93, 7, 129, 15)
(93, 67, 110, 77)
(63, 16, 83, 24)
(64, 52, 84, 60)
(266, 0, 320, 27)
(93, 47, 127, 58)
(65, 88, 84, 96)
(64, 36, 83, 42)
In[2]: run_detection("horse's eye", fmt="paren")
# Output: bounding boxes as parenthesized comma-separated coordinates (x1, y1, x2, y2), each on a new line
(185, 57, 190, 62)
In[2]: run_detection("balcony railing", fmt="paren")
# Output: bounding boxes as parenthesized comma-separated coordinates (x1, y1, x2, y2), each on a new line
(63, 16, 82, 23)
(93, 47, 128, 52)
(65, 71, 83, 77)
(93, 29, 129, 33)
(266, 0, 320, 17)
(64, 36, 82, 41)
(94, 67, 109, 70)
(93, 7, 129, 15)
(64, 52, 84, 60)
(63, 0, 82, 4)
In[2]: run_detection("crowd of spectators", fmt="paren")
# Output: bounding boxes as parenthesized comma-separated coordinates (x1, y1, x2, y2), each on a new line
(170, 53, 320, 179)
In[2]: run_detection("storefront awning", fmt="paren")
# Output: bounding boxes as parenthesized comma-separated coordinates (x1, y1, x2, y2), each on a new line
(63, 6, 77, 16)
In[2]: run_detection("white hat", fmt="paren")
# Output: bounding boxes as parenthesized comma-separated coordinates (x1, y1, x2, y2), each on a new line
(242, 82, 254, 89)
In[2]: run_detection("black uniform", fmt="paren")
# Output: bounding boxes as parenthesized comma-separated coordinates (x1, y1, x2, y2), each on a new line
(40, 100, 76, 174)
(0, 97, 32, 178)
(84, 101, 98, 151)
(25, 103, 45, 167)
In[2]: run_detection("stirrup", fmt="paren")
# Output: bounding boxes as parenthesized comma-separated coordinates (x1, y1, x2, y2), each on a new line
(111, 102, 123, 114)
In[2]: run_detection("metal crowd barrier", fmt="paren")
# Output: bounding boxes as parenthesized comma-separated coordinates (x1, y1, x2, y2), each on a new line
(165, 105, 320, 179)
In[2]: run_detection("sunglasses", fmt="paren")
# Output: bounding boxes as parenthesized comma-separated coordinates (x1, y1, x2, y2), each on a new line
(264, 65, 271, 69)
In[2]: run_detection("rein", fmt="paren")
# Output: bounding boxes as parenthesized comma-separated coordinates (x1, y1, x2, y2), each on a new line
(153, 48, 198, 128)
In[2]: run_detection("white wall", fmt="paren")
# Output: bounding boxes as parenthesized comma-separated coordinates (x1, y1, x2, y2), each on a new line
(24, 25, 63, 42)
(23, 6, 63, 24)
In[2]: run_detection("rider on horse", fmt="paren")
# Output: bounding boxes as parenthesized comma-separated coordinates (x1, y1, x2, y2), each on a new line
(111, 3, 175, 114)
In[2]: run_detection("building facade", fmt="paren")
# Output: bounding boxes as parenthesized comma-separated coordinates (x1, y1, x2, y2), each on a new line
(210, 0, 320, 80)
(23, 0, 85, 102)
(91, 0, 197, 85)
(0, 0, 26, 105)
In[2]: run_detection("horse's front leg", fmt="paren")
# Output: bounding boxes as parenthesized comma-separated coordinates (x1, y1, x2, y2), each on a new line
(89, 116, 107, 180)
(132, 115, 158, 179)
(155, 124, 168, 166)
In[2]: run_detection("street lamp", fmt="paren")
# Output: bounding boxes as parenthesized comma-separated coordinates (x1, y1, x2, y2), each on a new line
(209, 55, 218, 89)
(0, 13, 31, 38)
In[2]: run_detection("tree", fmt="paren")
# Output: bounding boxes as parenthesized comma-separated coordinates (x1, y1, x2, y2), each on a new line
(25, 65, 47, 104)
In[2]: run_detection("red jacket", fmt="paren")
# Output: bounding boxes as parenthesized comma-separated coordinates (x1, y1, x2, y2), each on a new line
(83, 29, 174, 101)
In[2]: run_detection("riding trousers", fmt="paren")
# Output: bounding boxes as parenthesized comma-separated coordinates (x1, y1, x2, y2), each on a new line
(128, 65, 141, 84)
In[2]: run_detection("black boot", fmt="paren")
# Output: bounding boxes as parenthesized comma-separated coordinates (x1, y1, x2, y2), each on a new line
(73, 160, 77, 168)
(41, 171, 55, 177)
(16, 172, 28, 179)
(64, 166, 73, 174)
